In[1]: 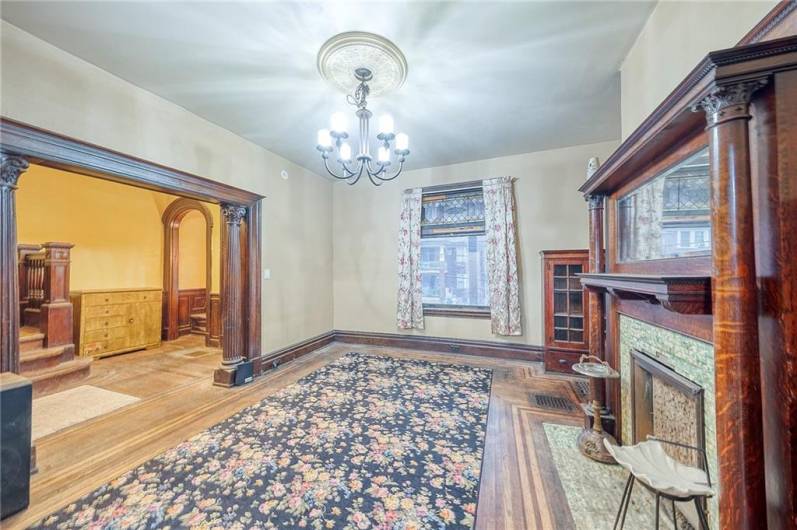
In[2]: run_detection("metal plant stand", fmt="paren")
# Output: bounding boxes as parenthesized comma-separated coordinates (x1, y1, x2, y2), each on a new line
(571, 355, 620, 464)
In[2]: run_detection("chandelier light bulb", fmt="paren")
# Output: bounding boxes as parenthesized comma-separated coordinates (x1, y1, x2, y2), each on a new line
(317, 129, 332, 148)
(378, 114, 395, 135)
(395, 133, 409, 151)
(378, 146, 391, 163)
(339, 142, 352, 161)
(330, 112, 347, 133)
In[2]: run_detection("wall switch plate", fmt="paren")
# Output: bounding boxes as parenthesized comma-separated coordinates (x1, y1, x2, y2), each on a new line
(263, 269, 271, 280)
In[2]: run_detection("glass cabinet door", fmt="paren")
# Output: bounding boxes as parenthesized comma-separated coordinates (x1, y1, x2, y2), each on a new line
(551, 263, 585, 345)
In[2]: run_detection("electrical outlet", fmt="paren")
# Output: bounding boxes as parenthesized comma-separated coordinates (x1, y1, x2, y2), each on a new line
(263, 269, 271, 280)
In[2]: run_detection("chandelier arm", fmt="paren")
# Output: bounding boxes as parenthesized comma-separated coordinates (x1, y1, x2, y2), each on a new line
(322, 156, 355, 181)
(371, 159, 405, 182)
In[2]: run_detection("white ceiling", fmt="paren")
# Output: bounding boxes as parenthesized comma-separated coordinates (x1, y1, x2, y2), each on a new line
(1, 1, 656, 173)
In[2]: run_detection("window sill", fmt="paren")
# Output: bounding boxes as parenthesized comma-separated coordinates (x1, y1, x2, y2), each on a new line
(423, 306, 491, 319)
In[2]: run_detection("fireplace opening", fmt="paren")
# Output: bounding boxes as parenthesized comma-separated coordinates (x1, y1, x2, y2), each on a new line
(630, 349, 707, 527)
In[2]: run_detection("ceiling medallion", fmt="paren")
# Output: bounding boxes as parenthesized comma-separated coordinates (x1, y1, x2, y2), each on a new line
(315, 32, 411, 186)
(317, 31, 408, 97)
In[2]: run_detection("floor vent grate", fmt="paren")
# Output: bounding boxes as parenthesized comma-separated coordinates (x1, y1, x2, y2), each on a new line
(572, 380, 590, 401)
(531, 394, 574, 412)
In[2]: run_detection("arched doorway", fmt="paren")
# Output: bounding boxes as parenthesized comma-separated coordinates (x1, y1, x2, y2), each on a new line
(162, 198, 213, 343)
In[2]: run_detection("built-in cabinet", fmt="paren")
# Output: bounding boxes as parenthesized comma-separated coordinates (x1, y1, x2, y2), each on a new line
(71, 288, 162, 358)
(540, 249, 589, 373)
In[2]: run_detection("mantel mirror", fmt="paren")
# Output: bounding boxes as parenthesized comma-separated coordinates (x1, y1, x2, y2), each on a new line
(617, 148, 711, 262)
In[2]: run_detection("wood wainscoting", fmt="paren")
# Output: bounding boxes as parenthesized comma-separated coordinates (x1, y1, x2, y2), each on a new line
(207, 294, 222, 347)
(177, 288, 207, 336)
(260, 330, 544, 373)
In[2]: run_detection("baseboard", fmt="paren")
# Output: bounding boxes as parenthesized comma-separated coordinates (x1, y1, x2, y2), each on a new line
(259, 329, 543, 375)
(333, 330, 544, 362)
(260, 331, 336, 373)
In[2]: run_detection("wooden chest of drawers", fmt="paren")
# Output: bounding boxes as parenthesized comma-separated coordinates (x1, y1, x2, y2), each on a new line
(71, 288, 162, 358)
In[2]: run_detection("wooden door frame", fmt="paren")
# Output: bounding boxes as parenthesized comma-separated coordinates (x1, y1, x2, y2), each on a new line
(162, 198, 213, 343)
(0, 118, 264, 382)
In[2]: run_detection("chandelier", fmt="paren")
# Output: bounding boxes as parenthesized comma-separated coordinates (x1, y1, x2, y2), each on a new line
(315, 32, 410, 186)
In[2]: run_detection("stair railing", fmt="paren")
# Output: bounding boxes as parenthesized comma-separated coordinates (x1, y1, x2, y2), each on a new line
(17, 242, 74, 347)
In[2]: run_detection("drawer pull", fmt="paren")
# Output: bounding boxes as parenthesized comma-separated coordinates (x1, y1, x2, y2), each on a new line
(558, 359, 568, 365)
(128, 318, 134, 324)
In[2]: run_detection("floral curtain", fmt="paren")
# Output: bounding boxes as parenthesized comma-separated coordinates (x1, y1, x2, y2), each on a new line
(483, 177, 522, 336)
(396, 188, 424, 330)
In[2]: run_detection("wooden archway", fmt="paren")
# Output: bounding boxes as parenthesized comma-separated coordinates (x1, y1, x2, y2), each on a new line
(162, 198, 213, 342)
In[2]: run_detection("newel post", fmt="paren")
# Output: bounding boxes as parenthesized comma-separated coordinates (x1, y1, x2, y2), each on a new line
(40, 242, 74, 347)
(1, 154, 29, 373)
(693, 79, 767, 529)
(214, 203, 246, 387)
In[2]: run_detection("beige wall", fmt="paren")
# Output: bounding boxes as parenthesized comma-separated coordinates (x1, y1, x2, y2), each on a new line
(1, 21, 334, 351)
(333, 140, 618, 346)
(620, 0, 776, 138)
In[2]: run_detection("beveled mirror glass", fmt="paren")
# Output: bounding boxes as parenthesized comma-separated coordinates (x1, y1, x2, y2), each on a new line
(618, 148, 711, 262)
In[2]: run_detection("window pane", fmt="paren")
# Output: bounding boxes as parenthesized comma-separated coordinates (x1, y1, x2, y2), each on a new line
(618, 148, 711, 261)
(420, 234, 488, 307)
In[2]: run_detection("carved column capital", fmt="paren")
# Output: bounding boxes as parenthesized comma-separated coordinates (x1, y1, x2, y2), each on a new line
(221, 204, 247, 225)
(1, 154, 30, 189)
(586, 193, 606, 210)
(692, 79, 768, 127)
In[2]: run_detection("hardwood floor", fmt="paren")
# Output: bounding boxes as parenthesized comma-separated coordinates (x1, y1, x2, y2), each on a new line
(6, 339, 588, 529)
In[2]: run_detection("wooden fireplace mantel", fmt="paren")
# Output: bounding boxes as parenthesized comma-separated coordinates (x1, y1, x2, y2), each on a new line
(578, 273, 712, 315)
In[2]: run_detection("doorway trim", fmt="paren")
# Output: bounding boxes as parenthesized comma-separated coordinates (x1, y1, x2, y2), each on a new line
(1, 118, 264, 384)
(162, 198, 214, 343)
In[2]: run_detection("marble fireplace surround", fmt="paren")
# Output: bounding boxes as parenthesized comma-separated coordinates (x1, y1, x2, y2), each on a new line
(619, 315, 717, 529)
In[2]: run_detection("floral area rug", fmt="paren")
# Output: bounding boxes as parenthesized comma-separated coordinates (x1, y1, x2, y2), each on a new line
(32, 352, 493, 530)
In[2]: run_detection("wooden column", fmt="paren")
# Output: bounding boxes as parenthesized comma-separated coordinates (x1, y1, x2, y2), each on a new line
(246, 200, 262, 375)
(695, 79, 767, 530)
(40, 242, 74, 347)
(586, 194, 607, 409)
(214, 203, 246, 387)
(751, 69, 797, 529)
(0, 154, 29, 374)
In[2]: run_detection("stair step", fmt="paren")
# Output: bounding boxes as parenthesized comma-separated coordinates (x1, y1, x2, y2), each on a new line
(25, 358, 92, 398)
(20, 345, 69, 372)
(20, 327, 45, 353)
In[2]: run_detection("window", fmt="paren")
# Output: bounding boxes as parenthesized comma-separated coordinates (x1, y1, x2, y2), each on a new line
(419, 183, 489, 314)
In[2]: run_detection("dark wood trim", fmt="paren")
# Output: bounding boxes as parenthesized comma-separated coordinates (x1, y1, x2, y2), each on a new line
(261, 331, 337, 372)
(333, 330, 543, 362)
(245, 201, 262, 375)
(579, 36, 797, 197)
(423, 306, 490, 319)
(258, 330, 545, 374)
(579, 273, 712, 315)
(207, 293, 222, 347)
(737, 0, 797, 46)
(0, 118, 263, 205)
(162, 199, 213, 342)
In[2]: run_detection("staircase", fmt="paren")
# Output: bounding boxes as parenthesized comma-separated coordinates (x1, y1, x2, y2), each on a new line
(20, 327, 91, 398)
(190, 312, 208, 335)
(17, 242, 92, 397)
